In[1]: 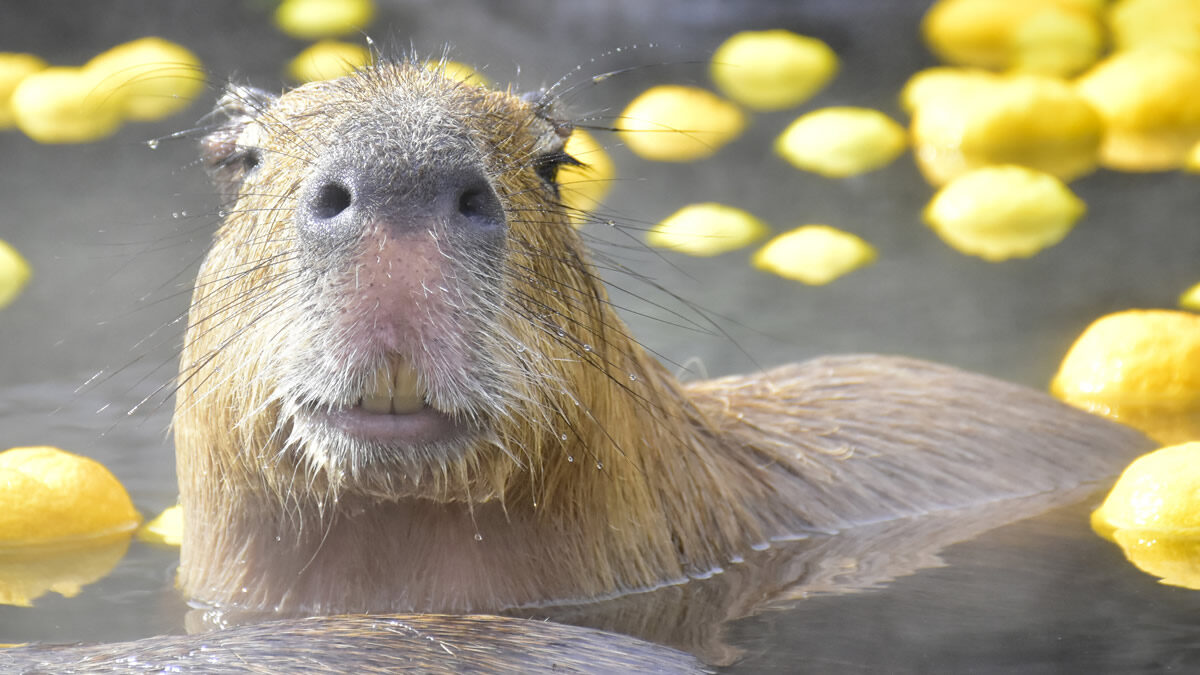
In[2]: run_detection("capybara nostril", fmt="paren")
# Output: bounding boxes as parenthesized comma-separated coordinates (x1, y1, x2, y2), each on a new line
(454, 179, 504, 233)
(296, 177, 358, 246)
(312, 181, 352, 221)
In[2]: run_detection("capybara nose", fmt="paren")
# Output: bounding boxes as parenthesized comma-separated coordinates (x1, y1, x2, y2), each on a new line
(295, 163, 506, 249)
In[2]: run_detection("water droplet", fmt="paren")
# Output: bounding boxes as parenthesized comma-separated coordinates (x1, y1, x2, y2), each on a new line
(595, 462, 603, 470)
(560, 434, 568, 441)
(217, 209, 228, 218)
(473, 533, 483, 542)
(180, 210, 188, 217)
(556, 330, 565, 337)
(171, 212, 180, 219)
(515, 344, 526, 353)
(628, 373, 637, 382)
(566, 455, 574, 463)
(146, 139, 159, 149)
(582, 344, 592, 352)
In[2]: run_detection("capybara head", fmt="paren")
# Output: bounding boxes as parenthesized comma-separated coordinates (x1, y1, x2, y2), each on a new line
(177, 61, 652, 508)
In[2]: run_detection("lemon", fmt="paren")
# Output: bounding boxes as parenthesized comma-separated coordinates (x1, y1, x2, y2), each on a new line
(274, 0, 374, 39)
(774, 107, 907, 178)
(85, 37, 205, 121)
(922, 0, 1104, 76)
(923, 165, 1085, 261)
(1052, 310, 1200, 407)
(709, 30, 838, 111)
(646, 203, 768, 257)
(1180, 283, 1200, 311)
(0, 446, 140, 547)
(10, 66, 126, 143)
(137, 504, 183, 547)
(0, 239, 31, 310)
(0, 53, 46, 128)
(288, 40, 371, 83)
(910, 73, 1102, 185)
(1094, 443, 1200, 537)
(617, 85, 746, 162)
(1076, 49, 1200, 171)
(1051, 310, 1200, 443)
(557, 128, 616, 225)
(425, 60, 489, 87)
(753, 225, 877, 285)
(899, 66, 997, 114)
(0, 535, 131, 607)
(1109, 0, 1200, 56)
(1091, 442, 1200, 589)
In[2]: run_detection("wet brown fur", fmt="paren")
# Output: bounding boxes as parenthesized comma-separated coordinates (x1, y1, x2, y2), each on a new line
(173, 59, 1151, 619)
(0, 614, 706, 673)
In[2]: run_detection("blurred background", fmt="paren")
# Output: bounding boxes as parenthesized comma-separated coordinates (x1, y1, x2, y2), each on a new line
(0, 0, 1197, 670)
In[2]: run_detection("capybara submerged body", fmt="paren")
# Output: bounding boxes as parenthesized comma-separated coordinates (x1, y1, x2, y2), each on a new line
(172, 59, 1150, 620)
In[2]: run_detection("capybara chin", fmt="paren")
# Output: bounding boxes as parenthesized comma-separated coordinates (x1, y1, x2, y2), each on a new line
(174, 59, 1150, 616)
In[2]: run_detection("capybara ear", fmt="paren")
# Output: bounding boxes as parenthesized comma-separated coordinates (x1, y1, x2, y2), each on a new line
(200, 84, 277, 201)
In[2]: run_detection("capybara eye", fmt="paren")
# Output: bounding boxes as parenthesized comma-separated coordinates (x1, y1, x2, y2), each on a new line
(533, 151, 582, 187)
(313, 182, 352, 220)
(240, 149, 260, 172)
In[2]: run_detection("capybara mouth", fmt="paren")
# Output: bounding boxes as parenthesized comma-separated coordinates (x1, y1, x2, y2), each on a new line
(299, 356, 480, 447)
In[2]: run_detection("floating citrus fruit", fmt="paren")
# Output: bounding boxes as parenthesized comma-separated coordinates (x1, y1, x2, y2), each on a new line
(617, 85, 745, 162)
(923, 165, 1085, 261)
(1075, 49, 1200, 171)
(0, 446, 140, 547)
(288, 40, 371, 82)
(275, 0, 374, 39)
(910, 73, 1102, 185)
(1092, 442, 1200, 589)
(1051, 309, 1200, 444)
(775, 107, 906, 178)
(10, 66, 126, 143)
(646, 203, 768, 256)
(709, 30, 838, 111)
(86, 37, 205, 121)
(753, 225, 877, 285)
(922, 0, 1104, 76)
(1094, 443, 1200, 537)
